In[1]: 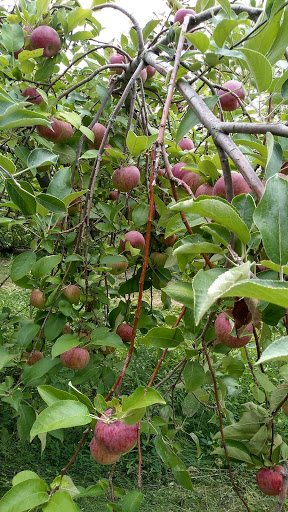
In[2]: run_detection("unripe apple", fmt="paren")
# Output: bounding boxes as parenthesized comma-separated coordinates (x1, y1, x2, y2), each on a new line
(90, 436, 120, 465)
(140, 69, 147, 83)
(214, 312, 253, 348)
(112, 166, 140, 192)
(171, 162, 187, 179)
(91, 123, 108, 149)
(256, 466, 282, 496)
(182, 171, 201, 193)
(158, 234, 176, 247)
(109, 258, 128, 275)
(60, 347, 90, 370)
(213, 172, 251, 198)
(30, 25, 61, 57)
(195, 183, 214, 197)
(178, 138, 194, 151)
(24, 350, 43, 365)
(30, 289, 46, 309)
(110, 53, 125, 74)
(37, 117, 73, 142)
(120, 231, 145, 253)
(174, 8, 196, 24)
(150, 252, 168, 267)
(94, 409, 138, 455)
(217, 80, 246, 112)
(63, 284, 81, 304)
(22, 87, 44, 105)
(116, 323, 133, 343)
(68, 196, 82, 216)
(108, 190, 118, 201)
(146, 65, 156, 79)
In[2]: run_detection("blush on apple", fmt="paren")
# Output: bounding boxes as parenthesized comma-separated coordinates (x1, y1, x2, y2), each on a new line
(213, 172, 251, 198)
(30, 25, 61, 57)
(60, 347, 90, 370)
(90, 436, 121, 465)
(217, 80, 246, 112)
(214, 312, 253, 348)
(256, 466, 282, 496)
(112, 166, 140, 192)
(120, 231, 145, 253)
(37, 117, 73, 142)
(94, 409, 138, 455)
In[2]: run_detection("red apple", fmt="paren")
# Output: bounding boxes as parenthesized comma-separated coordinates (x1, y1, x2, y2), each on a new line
(140, 69, 147, 83)
(30, 25, 61, 57)
(217, 80, 246, 112)
(60, 347, 90, 370)
(213, 172, 251, 198)
(109, 53, 125, 74)
(116, 323, 133, 343)
(62, 325, 72, 335)
(112, 166, 140, 192)
(22, 87, 44, 105)
(94, 409, 138, 455)
(37, 117, 73, 142)
(178, 138, 194, 150)
(108, 190, 118, 201)
(146, 65, 156, 79)
(174, 8, 196, 24)
(256, 466, 282, 496)
(30, 289, 46, 309)
(24, 350, 43, 365)
(91, 123, 108, 149)
(120, 231, 145, 253)
(157, 168, 166, 177)
(90, 436, 121, 465)
(214, 312, 253, 348)
(158, 234, 176, 247)
(195, 183, 214, 197)
(63, 284, 81, 304)
(182, 171, 201, 193)
(171, 162, 187, 179)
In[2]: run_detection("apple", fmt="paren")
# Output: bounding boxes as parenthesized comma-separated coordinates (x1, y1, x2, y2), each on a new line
(14, 48, 24, 59)
(256, 466, 282, 496)
(68, 196, 82, 216)
(60, 347, 90, 370)
(30, 25, 61, 57)
(91, 123, 108, 149)
(174, 8, 196, 24)
(281, 162, 288, 175)
(30, 289, 46, 309)
(195, 183, 214, 197)
(214, 312, 253, 348)
(63, 284, 81, 304)
(158, 234, 176, 247)
(157, 168, 166, 177)
(62, 324, 71, 335)
(282, 402, 288, 417)
(90, 436, 121, 465)
(116, 323, 133, 343)
(108, 190, 118, 201)
(94, 409, 138, 455)
(146, 65, 156, 79)
(109, 53, 125, 74)
(24, 350, 43, 365)
(150, 252, 168, 267)
(112, 166, 140, 192)
(182, 171, 201, 193)
(217, 80, 246, 112)
(178, 138, 194, 151)
(171, 162, 187, 179)
(109, 258, 128, 275)
(120, 231, 145, 253)
(213, 172, 251, 198)
(140, 69, 147, 83)
(37, 117, 73, 142)
(22, 87, 44, 105)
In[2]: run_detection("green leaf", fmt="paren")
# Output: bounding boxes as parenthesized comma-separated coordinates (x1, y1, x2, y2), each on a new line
(265, 133, 282, 179)
(214, 19, 243, 47)
(67, 8, 92, 31)
(165, 282, 194, 309)
(154, 437, 193, 490)
(183, 361, 205, 392)
(43, 314, 66, 341)
(142, 20, 160, 42)
(239, 49, 272, 92)
(36, 194, 66, 213)
(1, 23, 24, 52)
(5, 179, 36, 215)
(17, 405, 36, 442)
(47, 167, 71, 199)
(121, 490, 144, 512)
(10, 251, 36, 282)
(32, 255, 61, 278)
(30, 400, 91, 440)
(27, 149, 58, 169)
(16, 322, 40, 348)
(36, 0, 50, 16)
(171, 197, 250, 244)
(42, 490, 78, 512)
(0, 347, 17, 370)
(12, 471, 41, 486)
(216, 0, 231, 16)
(38, 385, 79, 406)
(0, 154, 15, 175)
(174, 238, 224, 256)
(51, 335, 80, 359)
(254, 174, 288, 266)
(122, 386, 166, 412)
(126, 131, 147, 157)
(21, 358, 59, 386)
(176, 96, 218, 143)
(185, 32, 209, 53)
(0, 107, 49, 130)
(256, 337, 288, 365)
(0, 478, 48, 512)
(141, 326, 184, 349)
(232, 193, 255, 229)
(165, 212, 204, 238)
(90, 329, 125, 349)
(201, 223, 231, 247)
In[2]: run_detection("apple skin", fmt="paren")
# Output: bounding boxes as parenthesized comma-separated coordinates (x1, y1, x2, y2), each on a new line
(37, 117, 73, 142)
(91, 123, 108, 149)
(146, 65, 156, 79)
(22, 87, 44, 105)
(90, 436, 121, 465)
(94, 409, 138, 455)
(195, 183, 214, 197)
(217, 80, 246, 112)
(174, 8, 196, 24)
(178, 138, 194, 151)
(24, 350, 43, 365)
(213, 172, 251, 198)
(158, 234, 176, 247)
(60, 347, 90, 370)
(150, 252, 168, 267)
(140, 69, 147, 83)
(68, 197, 82, 216)
(109, 259, 128, 275)
(282, 402, 288, 417)
(182, 171, 201, 193)
(108, 190, 118, 201)
(30, 25, 61, 57)
(62, 324, 72, 335)
(214, 312, 253, 348)
(120, 231, 145, 253)
(171, 162, 187, 179)
(281, 162, 288, 175)
(109, 53, 125, 74)
(112, 166, 140, 192)
(256, 466, 282, 496)
(116, 323, 133, 343)
(63, 284, 81, 304)
(157, 168, 166, 177)
(30, 289, 46, 309)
